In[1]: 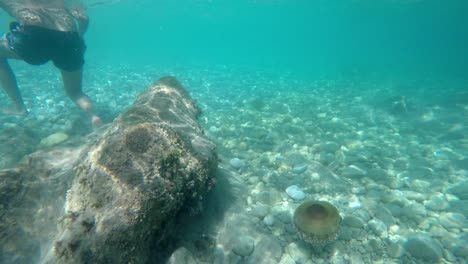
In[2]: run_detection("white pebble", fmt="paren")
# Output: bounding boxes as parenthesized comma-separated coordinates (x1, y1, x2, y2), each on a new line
(285, 185, 305, 201)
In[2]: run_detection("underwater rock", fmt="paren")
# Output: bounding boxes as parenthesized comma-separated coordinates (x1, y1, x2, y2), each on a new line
(0, 127, 38, 168)
(0, 76, 218, 264)
(53, 76, 217, 264)
(39, 132, 69, 147)
(293, 200, 341, 247)
(0, 168, 23, 209)
(0, 148, 83, 264)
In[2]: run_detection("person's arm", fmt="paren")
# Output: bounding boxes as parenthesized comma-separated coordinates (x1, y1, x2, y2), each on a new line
(70, 3, 89, 36)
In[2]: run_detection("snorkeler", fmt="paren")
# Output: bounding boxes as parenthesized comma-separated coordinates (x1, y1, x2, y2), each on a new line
(0, 0, 102, 127)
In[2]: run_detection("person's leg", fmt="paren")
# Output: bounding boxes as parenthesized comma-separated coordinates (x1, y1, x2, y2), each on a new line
(61, 68, 102, 127)
(0, 34, 27, 114)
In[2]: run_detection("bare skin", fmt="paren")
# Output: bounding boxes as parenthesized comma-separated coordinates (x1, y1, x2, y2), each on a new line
(0, 0, 102, 127)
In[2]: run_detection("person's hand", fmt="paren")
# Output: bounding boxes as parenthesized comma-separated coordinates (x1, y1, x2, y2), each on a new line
(70, 3, 89, 36)
(70, 3, 87, 19)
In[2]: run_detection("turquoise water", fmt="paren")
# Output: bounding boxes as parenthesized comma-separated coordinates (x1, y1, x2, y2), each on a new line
(1, 0, 467, 263)
(83, 0, 468, 79)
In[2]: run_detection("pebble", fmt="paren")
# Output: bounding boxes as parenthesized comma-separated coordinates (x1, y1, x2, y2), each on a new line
(403, 190, 427, 202)
(284, 224, 296, 234)
(349, 252, 364, 264)
(411, 179, 431, 192)
(320, 142, 340, 153)
(272, 207, 292, 224)
(440, 235, 463, 250)
(368, 219, 387, 237)
(439, 212, 467, 229)
(248, 176, 260, 184)
(405, 236, 443, 262)
(343, 215, 365, 228)
(39, 132, 69, 147)
(354, 229, 367, 241)
(368, 238, 383, 253)
(444, 249, 458, 263)
(167, 247, 196, 264)
(292, 164, 308, 174)
(229, 158, 243, 169)
(374, 207, 396, 226)
(393, 158, 408, 170)
(428, 226, 449, 237)
(355, 209, 372, 222)
(339, 227, 353, 241)
(447, 181, 468, 200)
(342, 165, 367, 177)
(408, 166, 434, 178)
(252, 204, 270, 218)
(232, 236, 255, 257)
(213, 246, 225, 264)
(351, 187, 366, 195)
(387, 241, 405, 258)
(449, 200, 468, 216)
(401, 202, 427, 219)
(453, 245, 468, 258)
(256, 190, 281, 205)
(285, 242, 309, 263)
(278, 253, 295, 264)
(263, 214, 275, 226)
(209, 126, 218, 133)
(367, 168, 387, 181)
(424, 193, 450, 211)
(386, 205, 402, 218)
(248, 236, 282, 263)
(285, 185, 305, 201)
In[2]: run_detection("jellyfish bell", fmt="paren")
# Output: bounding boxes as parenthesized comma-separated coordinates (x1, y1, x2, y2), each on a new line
(293, 200, 341, 247)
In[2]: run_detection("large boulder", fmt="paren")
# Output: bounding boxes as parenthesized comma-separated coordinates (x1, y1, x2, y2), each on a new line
(0, 77, 217, 264)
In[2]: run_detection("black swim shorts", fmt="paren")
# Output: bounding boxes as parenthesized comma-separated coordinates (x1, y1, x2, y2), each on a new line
(6, 22, 86, 72)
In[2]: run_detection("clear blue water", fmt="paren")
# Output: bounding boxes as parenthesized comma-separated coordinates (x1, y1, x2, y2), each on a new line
(82, 0, 468, 79)
(0, 0, 467, 263)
